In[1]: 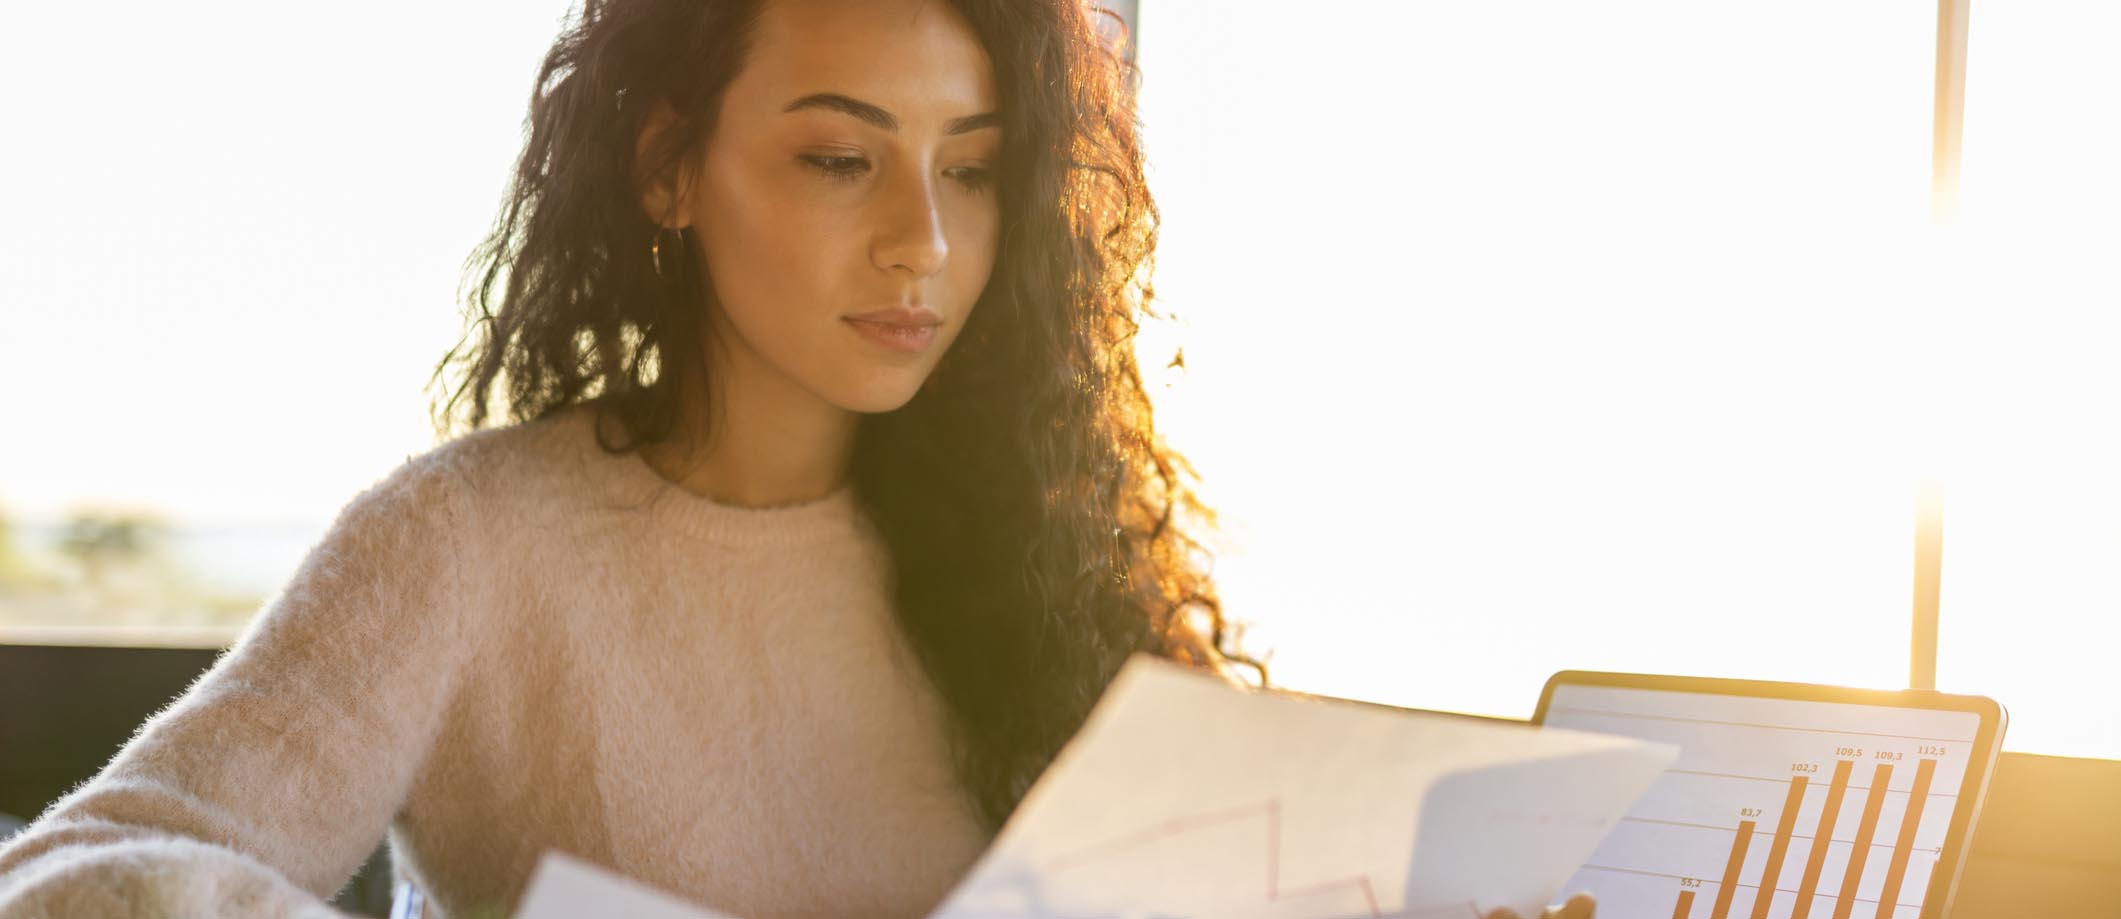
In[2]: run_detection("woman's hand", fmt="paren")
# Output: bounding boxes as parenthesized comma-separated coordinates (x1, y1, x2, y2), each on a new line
(1483, 891, 1595, 919)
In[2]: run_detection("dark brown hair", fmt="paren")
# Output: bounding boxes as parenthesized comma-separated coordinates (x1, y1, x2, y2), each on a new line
(430, 0, 1261, 831)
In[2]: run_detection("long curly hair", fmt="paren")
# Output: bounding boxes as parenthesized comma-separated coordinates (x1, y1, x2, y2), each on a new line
(428, 0, 1263, 831)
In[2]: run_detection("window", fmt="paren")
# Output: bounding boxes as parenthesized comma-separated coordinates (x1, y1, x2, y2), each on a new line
(1136, 0, 2119, 760)
(2, 1, 2111, 760)
(1930, 0, 2121, 760)
(0, 1, 577, 640)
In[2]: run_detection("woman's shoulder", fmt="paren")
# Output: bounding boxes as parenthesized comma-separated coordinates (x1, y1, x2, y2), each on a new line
(429, 400, 595, 476)
(402, 402, 617, 508)
(318, 404, 614, 560)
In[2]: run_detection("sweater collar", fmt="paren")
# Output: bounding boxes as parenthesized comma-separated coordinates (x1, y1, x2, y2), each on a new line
(621, 452, 866, 547)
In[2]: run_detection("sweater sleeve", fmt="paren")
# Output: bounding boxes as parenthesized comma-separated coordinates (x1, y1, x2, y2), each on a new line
(0, 451, 478, 918)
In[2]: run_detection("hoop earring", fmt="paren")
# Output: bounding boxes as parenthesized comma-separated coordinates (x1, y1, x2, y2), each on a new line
(651, 227, 684, 278)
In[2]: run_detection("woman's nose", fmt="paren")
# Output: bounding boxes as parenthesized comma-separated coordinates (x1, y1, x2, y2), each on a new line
(872, 174, 950, 278)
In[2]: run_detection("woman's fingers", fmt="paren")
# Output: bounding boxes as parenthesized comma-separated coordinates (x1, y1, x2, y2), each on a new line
(1482, 892, 1595, 919)
(1551, 892, 1597, 918)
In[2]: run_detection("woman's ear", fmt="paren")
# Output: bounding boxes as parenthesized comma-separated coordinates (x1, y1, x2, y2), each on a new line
(635, 99, 697, 229)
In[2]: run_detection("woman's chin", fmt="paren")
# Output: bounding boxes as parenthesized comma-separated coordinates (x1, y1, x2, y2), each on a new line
(832, 378, 931, 416)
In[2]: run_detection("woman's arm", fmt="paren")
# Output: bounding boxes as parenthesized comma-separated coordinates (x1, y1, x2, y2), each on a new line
(0, 452, 478, 918)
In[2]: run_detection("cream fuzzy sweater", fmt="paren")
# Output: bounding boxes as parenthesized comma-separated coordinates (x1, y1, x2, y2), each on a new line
(0, 405, 992, 919)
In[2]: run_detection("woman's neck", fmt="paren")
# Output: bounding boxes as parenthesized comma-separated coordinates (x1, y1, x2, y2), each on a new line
(643, 338, 859, 509)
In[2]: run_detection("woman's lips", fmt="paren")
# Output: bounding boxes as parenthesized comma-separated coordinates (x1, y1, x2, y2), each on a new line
(846, 305, 943, 327)
(843, 317, 939, 353)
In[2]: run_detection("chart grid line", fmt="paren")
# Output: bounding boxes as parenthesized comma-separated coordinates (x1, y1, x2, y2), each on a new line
(1616, 816, 1940, 854)
(1664, 769, 1957, 798)
(1577, 865, 1923, 911)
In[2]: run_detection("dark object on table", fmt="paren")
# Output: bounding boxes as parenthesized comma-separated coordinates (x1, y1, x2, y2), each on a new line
(0, 641, 397, 917)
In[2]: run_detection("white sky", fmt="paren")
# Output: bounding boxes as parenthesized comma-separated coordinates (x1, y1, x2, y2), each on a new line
(1, 1, 2115, 758)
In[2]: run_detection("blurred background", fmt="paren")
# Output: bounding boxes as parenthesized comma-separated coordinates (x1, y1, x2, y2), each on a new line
(1, 0, 2115, 767)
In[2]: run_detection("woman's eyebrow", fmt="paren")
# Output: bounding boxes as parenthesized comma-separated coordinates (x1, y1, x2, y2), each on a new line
(782, 92, 1001, 135)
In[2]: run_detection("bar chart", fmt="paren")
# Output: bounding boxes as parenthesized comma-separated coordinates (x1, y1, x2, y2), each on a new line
(1542, 685, 1982, 919)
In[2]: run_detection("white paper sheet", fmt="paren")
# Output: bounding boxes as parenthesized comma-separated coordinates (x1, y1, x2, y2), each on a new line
(928, 656, 1677, 919)
(513, 655, 1676, 919)
(514, 850, 742, 919)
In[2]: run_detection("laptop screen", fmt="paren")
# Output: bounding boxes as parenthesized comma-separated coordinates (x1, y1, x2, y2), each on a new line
(1541, 681, 1987, 919)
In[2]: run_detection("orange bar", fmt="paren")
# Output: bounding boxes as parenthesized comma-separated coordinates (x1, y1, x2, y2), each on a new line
(1792, 760, 1856, 919)
(1751, 775, 1812, 919)
(1873, 758, 1938, 919)
(1832, 763, 1895, 919)
(1711, 819, 1757, 919)
(1674, 888, 1698, 919)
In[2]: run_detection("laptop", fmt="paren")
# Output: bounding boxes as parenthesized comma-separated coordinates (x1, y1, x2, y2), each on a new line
(1532, 671, 2006, 919)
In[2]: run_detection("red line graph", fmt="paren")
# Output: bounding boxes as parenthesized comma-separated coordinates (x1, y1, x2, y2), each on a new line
(1040, 796, 1486, 919)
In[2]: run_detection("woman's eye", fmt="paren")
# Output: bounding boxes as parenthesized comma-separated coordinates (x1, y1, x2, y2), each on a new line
(947, 165, 994, 193)
(799, 154, 870, 180)
(798, 154, 992, 193)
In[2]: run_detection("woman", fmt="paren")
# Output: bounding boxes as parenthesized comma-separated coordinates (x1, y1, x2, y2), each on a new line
(0, 1, 1585, 917)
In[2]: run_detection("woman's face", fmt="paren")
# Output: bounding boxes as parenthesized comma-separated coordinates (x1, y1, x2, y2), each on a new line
(668, 0, 1002, 415)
